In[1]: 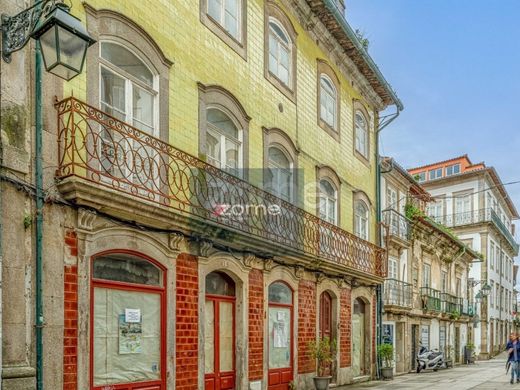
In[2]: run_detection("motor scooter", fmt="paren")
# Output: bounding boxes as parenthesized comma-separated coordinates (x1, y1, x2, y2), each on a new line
(416, 346, 446, 372)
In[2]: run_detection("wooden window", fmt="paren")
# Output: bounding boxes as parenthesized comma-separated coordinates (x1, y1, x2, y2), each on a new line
(354, 200, 369, 240)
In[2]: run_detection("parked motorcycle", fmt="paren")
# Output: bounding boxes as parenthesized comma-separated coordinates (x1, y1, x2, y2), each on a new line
(416, 346, 447, 372)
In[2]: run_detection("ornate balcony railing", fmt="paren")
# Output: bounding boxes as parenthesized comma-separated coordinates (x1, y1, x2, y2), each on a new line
(55, 97, 387, 277)
(429, 208, 518, 254)
(421, 287, 441, 311)
(382, 209, 410, 242)
(383, 278, 412, 308)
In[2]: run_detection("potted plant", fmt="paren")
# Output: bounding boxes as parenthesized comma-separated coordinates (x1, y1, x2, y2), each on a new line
(308, 337, 336, 390)
(377, 343, 394, 380)
(464, 343, 475, 364)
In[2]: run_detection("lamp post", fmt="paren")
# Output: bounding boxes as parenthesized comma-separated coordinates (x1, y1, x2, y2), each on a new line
(2, 0, 95, 79)
(2, 2, 94, 389)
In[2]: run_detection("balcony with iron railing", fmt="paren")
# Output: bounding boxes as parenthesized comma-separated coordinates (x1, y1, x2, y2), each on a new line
(54, 97, 387, 279)
(460, 298, 475, 316)
(440, 292, 459, 314)
(382, 209, 410, 243)
(421, 287, 441, 312)
(429, 208, 519, 254)
(383, 278, 412, 309)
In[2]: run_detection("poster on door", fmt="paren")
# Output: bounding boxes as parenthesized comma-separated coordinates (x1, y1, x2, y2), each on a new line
(382, 323, 394, 345)
(273, 310, 288, 348)
(119, 314, 143, 354)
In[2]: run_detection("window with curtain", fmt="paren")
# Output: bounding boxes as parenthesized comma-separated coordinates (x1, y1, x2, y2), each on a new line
(266, 146, 293, 202)
(206, 108, 242, 176)
(207, 0, 241, 40)
(320, 75, 337, 129)
(354, 110, 368, 158)
(268, 19, 291, 87)
(354, 200, 369, 240)
(319, 179, 337, 225)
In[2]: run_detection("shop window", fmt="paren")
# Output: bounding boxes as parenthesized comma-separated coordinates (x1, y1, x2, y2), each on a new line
(91, 252, 165, 389)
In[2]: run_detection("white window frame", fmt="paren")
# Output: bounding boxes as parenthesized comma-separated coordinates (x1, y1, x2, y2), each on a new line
(354, 110, 368, 158)
(206, 0, 242, 41)
(388, 257, 398, 280)
(206, 107, 243, 175)
(319, 74, 337, 129)
(354, 200, 369, 240)
(267, 146, 293, 202)
(422, 264, 431, 288)
(428, 168, 443, 180)
(446, 163, 460, 176)
(319, 179, 338, 225)
(99, 42, 159, 137)
(268, 18, 292, 88)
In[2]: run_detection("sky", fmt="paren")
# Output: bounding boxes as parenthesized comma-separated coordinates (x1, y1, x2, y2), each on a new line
(347, 1, 520, 220)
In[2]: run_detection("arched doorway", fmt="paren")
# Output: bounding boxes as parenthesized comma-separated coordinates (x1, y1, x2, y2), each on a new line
(90, 251, 166, 390)
(268, 281, 294, 390)
(352, 298, 366, 377)
(205, 271, 236, 390)
(319, 291, 334, 378)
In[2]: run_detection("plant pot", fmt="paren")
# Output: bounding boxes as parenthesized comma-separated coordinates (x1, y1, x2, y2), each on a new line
(381, 366, 393, 380)
(312, 376, 332, 390)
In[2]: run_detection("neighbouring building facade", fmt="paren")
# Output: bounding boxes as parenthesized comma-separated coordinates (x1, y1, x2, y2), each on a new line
(409, 155, 519, 358)
(380, 158, 478, 374)
(0, 1, 402, 390)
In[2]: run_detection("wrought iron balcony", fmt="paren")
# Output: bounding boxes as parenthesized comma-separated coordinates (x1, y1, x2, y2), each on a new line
(383, 278, 412, 308)
(55, 97, 387, 278)
(382, 209, 410, 242)
(460, 298, 475, 316)
(429, 208, 518, 254)
(421, 287, 441, 311)
(440, 292, 459, 314)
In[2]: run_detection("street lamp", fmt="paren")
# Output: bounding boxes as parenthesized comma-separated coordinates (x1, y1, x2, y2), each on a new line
(475, 291, 483, 304)
(480, 283, 492, 297)
(2, 0, 95, 80)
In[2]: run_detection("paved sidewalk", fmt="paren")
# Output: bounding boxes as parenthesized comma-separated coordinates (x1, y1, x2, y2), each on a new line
(335, 353, 513, 390)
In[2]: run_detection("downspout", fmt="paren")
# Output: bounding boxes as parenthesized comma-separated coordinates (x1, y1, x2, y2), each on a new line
(375, 107, 400, 379)
(0, 50, 3, 390)
(34, 12, 44, 390)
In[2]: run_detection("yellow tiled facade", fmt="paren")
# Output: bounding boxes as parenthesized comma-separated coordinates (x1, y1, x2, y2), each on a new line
(66, 0, 380, 240)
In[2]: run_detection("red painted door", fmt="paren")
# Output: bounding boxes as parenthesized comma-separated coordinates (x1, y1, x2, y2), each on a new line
(268, 282, 294, 390)
(320, 292, 333, 376)
(205, 272, 236, 390)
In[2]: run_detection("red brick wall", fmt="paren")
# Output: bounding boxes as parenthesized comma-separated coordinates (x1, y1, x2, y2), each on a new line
(248, 269, 264, 380)
(63, 264, 78, 390)
(176, 253, 199, 390)
(339, 288, 352, 367)
(298, 280, 316, 374)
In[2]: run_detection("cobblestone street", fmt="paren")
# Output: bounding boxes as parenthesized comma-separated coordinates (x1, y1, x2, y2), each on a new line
(338, 353, 513, 390)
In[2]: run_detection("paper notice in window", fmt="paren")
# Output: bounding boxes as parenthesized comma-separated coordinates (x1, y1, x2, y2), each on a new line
(119, 314, 143, 354)
(273, 321, 287, 348)
(125, 308, 141, 323)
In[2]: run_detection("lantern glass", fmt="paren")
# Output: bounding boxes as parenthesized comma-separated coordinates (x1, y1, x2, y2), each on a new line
(31, 4, 95, 81)
(481, 283, 491, 297)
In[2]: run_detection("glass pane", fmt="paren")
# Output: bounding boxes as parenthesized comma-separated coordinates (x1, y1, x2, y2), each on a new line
(133, 85, 154, 134)
(320, 180, 335, 197)
(219, 301, 234, 372)
(269, 282, 292, 304)
(101, 67, 126, 120)
(93, 288, 161, 386)
(101, 42, 153, 86)
(40, 27, 58, 67)
(208, 0, 222, 22)
(204, 301, 215, 373)
(269, 22, 288, 44)
(57, 26, 87, 71)
(225, 139, 239, 171)
(269, 307, 291, 369)
(225, 12, 238, 38)
(207, 109, 238, 139)
(206, 272, 235, 296)
(269, 147, 289, 168)
(93, 254, 161, 286)
(206, 131, 221, 166)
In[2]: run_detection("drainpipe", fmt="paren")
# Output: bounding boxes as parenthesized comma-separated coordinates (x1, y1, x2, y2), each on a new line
(0, 50, 3, 390)
(375, 107, 400, 379)
(35, 19, 44, 390)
